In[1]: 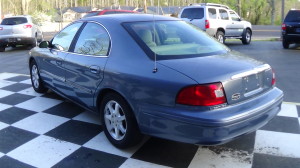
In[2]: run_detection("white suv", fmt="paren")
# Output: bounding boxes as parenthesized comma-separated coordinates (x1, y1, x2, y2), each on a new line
(178, 3, 252, 44)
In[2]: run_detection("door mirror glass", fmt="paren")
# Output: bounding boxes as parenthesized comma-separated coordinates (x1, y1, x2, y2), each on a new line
(39, 41, 49, 48)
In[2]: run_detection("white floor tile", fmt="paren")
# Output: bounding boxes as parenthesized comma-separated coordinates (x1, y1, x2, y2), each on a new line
(73, 111, 101, 125)
(119, 158, 171, 168)
(0, 73, 20, 80)
(0, 89, 14, 98)
(12, 113, 69, 134)
(278, 104, 298, 118)
(7, 135, 80, 168)
(83, 132, 140, 158)
(18, 88, 43, 97)
(0, 80, 16, 88)
(0, 152, 4, 158)
(15, 97, 63, 112)
(188, 147, 252, 168)
(0, 121, 9, 130)
(254, 130, 300, 158)
(20, 79, 32, 85)
(0, 103, 12, 111)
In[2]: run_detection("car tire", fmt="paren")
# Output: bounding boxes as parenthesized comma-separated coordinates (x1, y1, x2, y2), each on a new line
(100, 93, 143, 149)
(242, 29, 252, 45)
(30, 60, 47, 93)
(282, 38, 289, 49)
(0, 46, 5, 52)
(216, 31, 225, 44)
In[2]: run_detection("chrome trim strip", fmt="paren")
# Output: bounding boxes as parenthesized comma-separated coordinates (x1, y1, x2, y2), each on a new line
(231, 64, 271, 80)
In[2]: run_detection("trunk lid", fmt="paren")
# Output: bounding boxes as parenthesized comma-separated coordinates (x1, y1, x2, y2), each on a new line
(159, 52, 273, 105)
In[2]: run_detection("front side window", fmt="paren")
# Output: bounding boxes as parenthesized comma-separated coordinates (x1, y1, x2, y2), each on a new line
(229, 11, 240, 21)
(123, 21, 228, 59)
(74, 22, 110, 56)
(219, 9, 229, 20)
(208, 8, 217, 19)
(181, 8, 204, 19)
(51, 22, 83, 51)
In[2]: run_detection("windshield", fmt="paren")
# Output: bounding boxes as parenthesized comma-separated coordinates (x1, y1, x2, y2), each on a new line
(83, 11, 100, 18)
(285, 10, 300, 22)
(1, 17, 28, 25)
(123, 20, 228, 59)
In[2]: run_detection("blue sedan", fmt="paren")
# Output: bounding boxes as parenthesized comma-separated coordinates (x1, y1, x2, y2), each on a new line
(29, 14, 283, 148)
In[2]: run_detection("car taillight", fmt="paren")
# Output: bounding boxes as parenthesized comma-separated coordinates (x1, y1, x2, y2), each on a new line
(272, 69, 276, 86)
(176, 83, 227, 106)
(205, 20, 210, 29)
(281, 23, 286, 31)
(23, 24, 32, 29)
(0, 27, 3, 30)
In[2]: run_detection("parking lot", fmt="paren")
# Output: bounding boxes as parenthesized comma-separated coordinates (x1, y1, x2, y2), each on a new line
(0, 41, 299, 168)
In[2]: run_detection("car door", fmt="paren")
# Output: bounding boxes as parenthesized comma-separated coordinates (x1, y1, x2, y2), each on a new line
(227, 10, 244, 36)
(38, 22, 83, 94)
(218, 9, 232, 36)
(64, 22, 110, 108)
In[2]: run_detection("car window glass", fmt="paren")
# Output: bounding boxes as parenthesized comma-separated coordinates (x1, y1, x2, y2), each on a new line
(124, 21, 228, 58)
(208, 8, 217, 19)
(229, 11, 240, 21)
(285, 10, 300, 22)
(74, 22, 110, 56)
(51, 22, 83, 51)
(181, 8, 204, 19)
(219, 9, 229, 20)
(83, 11, 99, 18)
(1, 17, 27, 25)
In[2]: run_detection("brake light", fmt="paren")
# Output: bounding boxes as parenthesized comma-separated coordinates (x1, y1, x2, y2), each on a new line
(23, 24, 32, 29)
(0, 27, 3, 30)
(272, 69, 276, 86)
(281, 23, 286, 31)
(176, 83, 227, 106)
(205, 20, 210, 29)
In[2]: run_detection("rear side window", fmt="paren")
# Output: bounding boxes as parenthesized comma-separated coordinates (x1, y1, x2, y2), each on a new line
(181, 8, 204, 19)
(74, 23, 110, 56)
(285, 10, 300, 22)
(208, 8, 217, 19)
(219, 9, 229, 20)
(1, 17, 28, 25)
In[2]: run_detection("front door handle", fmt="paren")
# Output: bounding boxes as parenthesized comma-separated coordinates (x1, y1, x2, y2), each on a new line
(89, 65, 100, 74)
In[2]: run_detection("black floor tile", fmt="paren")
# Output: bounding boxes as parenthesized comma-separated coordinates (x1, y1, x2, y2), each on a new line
(5, 76, 30, 82)
(252, 153, 300, 168)
(43, 102, 85, 118)
(0, 156, 35, 168)
(0, 107, 36, 124)
(1, 83, 31, 92)
(207, 132, 256, 154)
(52, 147, 126, 168)
(45, 120, 102, 145)
(0, 93, 34, 105)
(260, 116, 300, 134)
(132, 138, 198, 168)
(0, 127, 38, 153)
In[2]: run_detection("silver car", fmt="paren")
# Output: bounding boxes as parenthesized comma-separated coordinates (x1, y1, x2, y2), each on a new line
(0, 15, 43, 52)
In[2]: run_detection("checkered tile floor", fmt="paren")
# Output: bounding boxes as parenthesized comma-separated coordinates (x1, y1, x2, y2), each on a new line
(0, 72, 299, 168)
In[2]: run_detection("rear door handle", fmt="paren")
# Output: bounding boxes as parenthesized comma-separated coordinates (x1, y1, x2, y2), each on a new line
(89, 65, 100, 74)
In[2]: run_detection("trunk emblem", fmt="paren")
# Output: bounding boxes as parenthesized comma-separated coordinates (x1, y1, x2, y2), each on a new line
(232, 93, 241, 100)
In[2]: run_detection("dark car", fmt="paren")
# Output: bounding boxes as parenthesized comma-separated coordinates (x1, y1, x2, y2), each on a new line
(83, 9, 137, 18)
(29, 14, 283, 148)
(282, 9, 300, 49)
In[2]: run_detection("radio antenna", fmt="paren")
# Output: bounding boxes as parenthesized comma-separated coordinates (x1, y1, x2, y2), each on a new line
(152, 12, 158, 73)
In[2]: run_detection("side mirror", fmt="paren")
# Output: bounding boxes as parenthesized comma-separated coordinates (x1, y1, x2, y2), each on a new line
(39, 41, 49, 48)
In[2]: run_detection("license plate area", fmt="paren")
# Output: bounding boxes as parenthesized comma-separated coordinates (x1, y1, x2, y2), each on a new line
(8, 38, 16, 42)
(243, 73, 263, 97)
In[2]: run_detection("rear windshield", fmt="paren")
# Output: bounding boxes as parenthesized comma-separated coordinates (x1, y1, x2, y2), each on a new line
(123, 20, 228, 60)
(1, 17, 28, 25)
(181, 8, 204, 19)
(285, 10, 300, 22)
(83, 11, 99, 18)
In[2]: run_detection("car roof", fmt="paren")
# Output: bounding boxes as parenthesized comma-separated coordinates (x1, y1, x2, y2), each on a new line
(80, 14, 179, 23)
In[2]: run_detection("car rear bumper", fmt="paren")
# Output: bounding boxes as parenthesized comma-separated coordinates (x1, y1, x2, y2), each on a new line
(282, 34, 300, 43)
(0, 37, 35, 46)
(138, 87, 283, 145)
